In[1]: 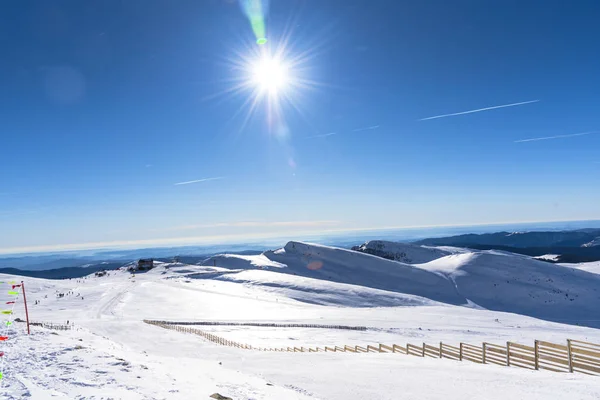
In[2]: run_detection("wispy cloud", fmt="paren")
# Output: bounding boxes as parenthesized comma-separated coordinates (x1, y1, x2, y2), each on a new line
(306, 132, 337, 139)
(306, 125, 379, 138)
(156, 220, 340, 232)
(353, 125, 380, 132)
(514, 131, 597, 143)
(0, 221, 342, 254)
(174, 177, 224, 186)
(420, 100, 539, 121)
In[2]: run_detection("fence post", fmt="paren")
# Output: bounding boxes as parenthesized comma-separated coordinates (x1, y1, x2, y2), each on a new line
(459, 343, 463, 361)
(534, 340, 539, 370)
(483, 343, 487, 364)
(439, 342, 443, 358)
(506, 342, 511, 367)
(567, 339, 574, 373)
(422, 343, 426, 357)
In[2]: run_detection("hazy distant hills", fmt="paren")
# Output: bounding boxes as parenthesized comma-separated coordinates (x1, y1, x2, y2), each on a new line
(3, 228, 600, 278)
(0, 249, 264, 279)
(414, 229, 600, 248)
(0, 263, 125, 279)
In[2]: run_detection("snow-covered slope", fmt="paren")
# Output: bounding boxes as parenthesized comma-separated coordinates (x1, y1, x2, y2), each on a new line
(199, 241, 600, 327)
(171, 266, 437, 307)
(3, 246, 600, 399)
(560, 261, 600, 275)
(351, 240, 456, 263)
(419, 251, 600, 325)
(201, 241, 464, 305)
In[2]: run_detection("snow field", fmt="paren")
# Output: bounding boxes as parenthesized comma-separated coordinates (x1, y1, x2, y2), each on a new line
(1, 239, 600, 399)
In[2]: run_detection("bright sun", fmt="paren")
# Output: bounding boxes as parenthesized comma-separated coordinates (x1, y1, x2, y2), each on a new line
(251, 56, 290, 94)
(214, 40, 317, 134)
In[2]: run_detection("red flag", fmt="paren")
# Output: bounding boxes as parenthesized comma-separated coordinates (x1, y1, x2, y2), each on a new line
(0, 337, 8, 341)
(5, 301, 14, 305)
(12, 285, 21, 289)
(0, 352, 4, 357)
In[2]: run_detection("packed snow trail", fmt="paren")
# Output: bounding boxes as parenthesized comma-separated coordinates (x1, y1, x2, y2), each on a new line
(94, 279, 135, 319)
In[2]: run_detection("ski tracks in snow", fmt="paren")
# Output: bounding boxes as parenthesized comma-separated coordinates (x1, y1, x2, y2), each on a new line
(94, 280, 136, 320)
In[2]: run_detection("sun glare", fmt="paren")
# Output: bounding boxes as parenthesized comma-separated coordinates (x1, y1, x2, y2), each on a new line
(209, 32, 323, 138)
(251, 56, 290, 94)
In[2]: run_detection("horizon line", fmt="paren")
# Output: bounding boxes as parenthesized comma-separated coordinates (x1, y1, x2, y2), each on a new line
(1, 217, 599, 256)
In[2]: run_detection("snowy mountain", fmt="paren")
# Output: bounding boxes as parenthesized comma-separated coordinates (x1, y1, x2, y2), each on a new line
(3, 240, 600, 399)
(198, 241, 600, 328)
(200, 241, 463, 305)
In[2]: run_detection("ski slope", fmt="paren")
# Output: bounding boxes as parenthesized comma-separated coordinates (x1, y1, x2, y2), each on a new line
(1, 241, 600, 399)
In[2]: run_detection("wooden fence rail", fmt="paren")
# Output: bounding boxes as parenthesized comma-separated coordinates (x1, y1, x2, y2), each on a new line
(149, 320, 367, 331)
(30, 321, 74, 331)
(143, 320, 600, 376)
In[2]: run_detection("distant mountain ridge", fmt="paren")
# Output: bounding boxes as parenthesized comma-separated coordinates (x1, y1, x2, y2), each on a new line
(414, 229, 600, 248)
(0, 262, 125, 279)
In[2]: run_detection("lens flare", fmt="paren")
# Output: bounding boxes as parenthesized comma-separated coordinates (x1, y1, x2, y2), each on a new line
(239, 0, 269, 44)
(307, 261, 323, 271)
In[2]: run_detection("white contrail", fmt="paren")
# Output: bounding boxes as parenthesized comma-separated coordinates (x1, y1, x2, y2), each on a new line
(420, 100, 539, 121)
(514, 131, 596, 143)
(353, 125, 380, 132)
(174, 177, 224, 186)
(306, 132, 337, 139)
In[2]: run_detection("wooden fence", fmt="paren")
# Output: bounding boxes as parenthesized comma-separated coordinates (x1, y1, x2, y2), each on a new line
(144, 320, 600, 376)
(30, 321, 74, 331)
(150, 320, 366, 331)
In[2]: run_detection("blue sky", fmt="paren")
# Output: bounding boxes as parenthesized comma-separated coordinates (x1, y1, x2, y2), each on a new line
(1, 0, 599, 253)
